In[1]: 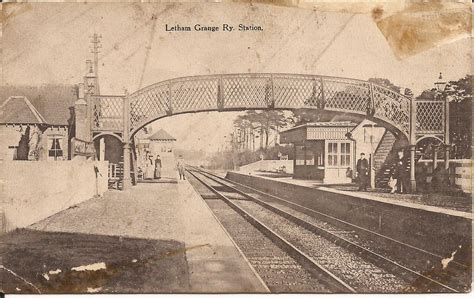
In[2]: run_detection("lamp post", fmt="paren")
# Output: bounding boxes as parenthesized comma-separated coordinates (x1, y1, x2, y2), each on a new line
(81, 60, 96, 143)
(434, 72, 447, 93)
(435, 72, 451, 182)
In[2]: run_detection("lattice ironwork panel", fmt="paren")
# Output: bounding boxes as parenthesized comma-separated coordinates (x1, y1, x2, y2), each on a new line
(129, 84, 169, 130)
(171, 78, 218, 112)
(323, 78, 369, 113)
(92, 96, 124, 131)
(416, 100, 445, 134)
(372, 84, 410, 135)
(273, 74, 317, 108)
(223, 75, 271, 108)
(126, 73, 416, 138)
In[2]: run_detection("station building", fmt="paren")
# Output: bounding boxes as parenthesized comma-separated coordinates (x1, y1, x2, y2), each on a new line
(0, 95, 74, 162)
(148, 129, 177, 154)
(279, 120, 386, 184)
(135, 128, 176, 171)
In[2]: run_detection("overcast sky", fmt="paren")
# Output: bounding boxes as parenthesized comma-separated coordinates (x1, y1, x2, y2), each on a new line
(2, 2, 470, 151)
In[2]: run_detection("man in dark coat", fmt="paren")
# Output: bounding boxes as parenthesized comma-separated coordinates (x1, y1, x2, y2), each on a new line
(393, 150, 409, 193)
(356, 153, 369, 191)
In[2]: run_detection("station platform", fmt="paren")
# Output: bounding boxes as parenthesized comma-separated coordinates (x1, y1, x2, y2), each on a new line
(1, 173, 267, 293)
(232, 171, 472, 219)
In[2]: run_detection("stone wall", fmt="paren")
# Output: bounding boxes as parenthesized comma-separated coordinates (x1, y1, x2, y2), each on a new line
(0, 158, 108, 233)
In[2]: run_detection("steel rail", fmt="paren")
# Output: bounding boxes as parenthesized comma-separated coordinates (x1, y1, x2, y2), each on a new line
(199, 167, 469, 270)
(187, 168, 356, 293)
(190, 167, 460, 293)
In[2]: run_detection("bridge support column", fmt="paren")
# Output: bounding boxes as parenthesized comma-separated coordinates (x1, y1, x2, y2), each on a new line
(409, 145, 416, 193)
(408, 90, 416, 193)
(432, 146, 438, 171)
(444, 144, 450, 170)
(444, 144, 451, 186)
(122, 142, 132, 190)
(122, 92, 131, 190)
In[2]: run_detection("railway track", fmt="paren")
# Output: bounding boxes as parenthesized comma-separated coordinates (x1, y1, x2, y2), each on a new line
(186, 166, 462, 293)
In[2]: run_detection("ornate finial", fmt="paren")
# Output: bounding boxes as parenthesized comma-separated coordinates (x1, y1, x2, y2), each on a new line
(438, 72, 443, 80)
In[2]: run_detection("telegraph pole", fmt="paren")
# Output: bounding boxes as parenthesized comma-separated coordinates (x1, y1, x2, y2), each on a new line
(90, 33, 102, 95)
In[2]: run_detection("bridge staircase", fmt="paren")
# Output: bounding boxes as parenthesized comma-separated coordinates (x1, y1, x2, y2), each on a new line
(375, 132, 422, 188)
(374, 131, 398, 188)
(108, 162, 124, 190)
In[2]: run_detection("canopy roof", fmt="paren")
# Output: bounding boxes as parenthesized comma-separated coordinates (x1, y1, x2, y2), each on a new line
(280, 121, 357, 143)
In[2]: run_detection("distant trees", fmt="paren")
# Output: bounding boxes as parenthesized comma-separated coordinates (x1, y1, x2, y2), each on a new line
(445, 75, 472, 159)
(418, 75, 472, 159)
(233, 110, 289, 151)
(367, 78, 402, 93)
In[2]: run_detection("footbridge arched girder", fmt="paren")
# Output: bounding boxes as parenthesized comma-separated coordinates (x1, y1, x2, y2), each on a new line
(90, 73, 447, 146)
(125, 74, 411, 138)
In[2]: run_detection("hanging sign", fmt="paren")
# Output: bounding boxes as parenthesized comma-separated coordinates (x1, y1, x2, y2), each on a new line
(71, 137, 96, 158)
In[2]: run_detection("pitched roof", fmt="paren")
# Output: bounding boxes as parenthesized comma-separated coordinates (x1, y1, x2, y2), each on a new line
(148, 129, 176, 141)
(0, 84, 76, 126)
(0, 96, 47, 125)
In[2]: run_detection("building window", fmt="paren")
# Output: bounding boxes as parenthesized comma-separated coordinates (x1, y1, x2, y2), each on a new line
(327, 142, 351, 167)
(8, 146, 18, 160)
(317, 152, 324, 166)
(295, 146, 305, 165)
(327, 142, 338, 166)
(306, 148, 315, 165)
(340, 142, 351, 166)
(48, 137, 63, 160)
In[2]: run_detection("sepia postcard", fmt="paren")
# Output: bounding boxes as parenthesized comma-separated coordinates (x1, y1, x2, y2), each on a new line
(0, 0, 472, 295)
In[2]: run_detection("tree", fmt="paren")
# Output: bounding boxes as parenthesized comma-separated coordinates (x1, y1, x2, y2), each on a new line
(446, 75, 472, 159)
(367, 78, 402, 93)
(233, 110, 289, 151)
(417, 75, 472, 159)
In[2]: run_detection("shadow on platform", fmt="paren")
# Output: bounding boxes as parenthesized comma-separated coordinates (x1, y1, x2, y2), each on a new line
(0, 228, 189, 294)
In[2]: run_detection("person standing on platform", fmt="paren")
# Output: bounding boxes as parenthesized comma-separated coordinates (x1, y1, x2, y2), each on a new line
(154, 155, 162, 179)
(393, 150, 409, 193)
(356, 153, 369, 191)
(177, 155, 186, 180)
(145, 155, 154, 180)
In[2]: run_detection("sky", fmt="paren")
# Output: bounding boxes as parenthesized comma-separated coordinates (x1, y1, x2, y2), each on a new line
(2, 2, 471, 152)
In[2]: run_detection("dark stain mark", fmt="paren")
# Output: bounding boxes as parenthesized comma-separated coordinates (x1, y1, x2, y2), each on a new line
(375, 0, 471, 58)
(372, 6, 384, 21)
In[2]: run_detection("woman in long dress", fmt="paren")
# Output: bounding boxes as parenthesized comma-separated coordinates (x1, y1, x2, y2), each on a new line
(145, 156, 154, 179)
